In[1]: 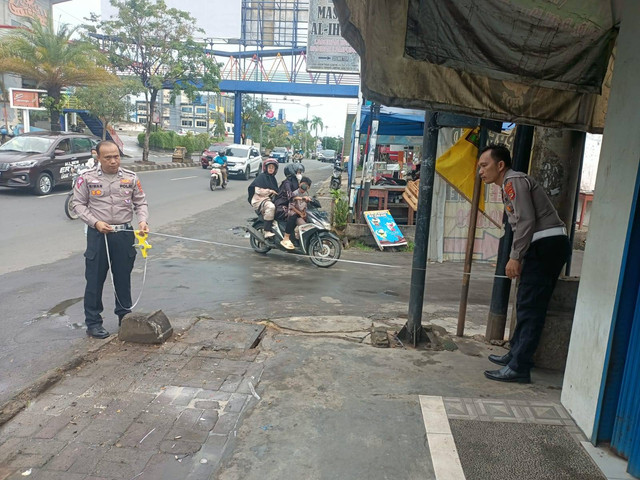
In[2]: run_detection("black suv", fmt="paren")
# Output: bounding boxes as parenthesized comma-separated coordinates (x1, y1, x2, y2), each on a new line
(0, 132, 97, 195)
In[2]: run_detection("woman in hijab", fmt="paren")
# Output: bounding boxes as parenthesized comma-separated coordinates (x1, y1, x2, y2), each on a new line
(274, 162, 305, 221)
(249, 158, 279, 237)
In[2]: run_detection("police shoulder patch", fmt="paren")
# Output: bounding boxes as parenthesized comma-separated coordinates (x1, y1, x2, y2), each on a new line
(504, 181, 516, 200)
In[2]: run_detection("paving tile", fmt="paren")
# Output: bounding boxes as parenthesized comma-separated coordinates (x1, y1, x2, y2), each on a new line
(7, 438, 66, 469)
(137, 453, 192, 479)
(46, 443, 109, 474)
(93, 448, 154, 480)
(220, 374, 244, 393)
(212, 412, 239, 435)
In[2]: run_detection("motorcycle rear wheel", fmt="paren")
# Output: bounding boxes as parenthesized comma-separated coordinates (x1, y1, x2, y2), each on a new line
(64, 194, 79, 220)
(250, 225, 271, 254)
(308, 235, 341, 267)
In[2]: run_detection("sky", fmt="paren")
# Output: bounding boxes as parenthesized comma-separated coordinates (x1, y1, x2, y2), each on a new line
(52, 0, 356, 138)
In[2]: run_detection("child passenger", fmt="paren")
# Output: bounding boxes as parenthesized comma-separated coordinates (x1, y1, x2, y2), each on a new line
(280, 176, 312, 250)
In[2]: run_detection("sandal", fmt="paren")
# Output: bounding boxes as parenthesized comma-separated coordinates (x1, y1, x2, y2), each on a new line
(280, 239, 295, 250)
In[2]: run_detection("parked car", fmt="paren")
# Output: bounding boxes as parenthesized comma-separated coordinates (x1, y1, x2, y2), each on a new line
(318, 149, 337, 163)
(224, 144, 262, 180)
(270, 146, 289, 163)
(200, 143, 229, 169)
(0, 132, 97, 195)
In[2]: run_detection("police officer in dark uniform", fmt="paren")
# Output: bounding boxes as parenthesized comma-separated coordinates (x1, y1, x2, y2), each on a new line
(478, 144, 571, 383)
(73, 140, 149, 339)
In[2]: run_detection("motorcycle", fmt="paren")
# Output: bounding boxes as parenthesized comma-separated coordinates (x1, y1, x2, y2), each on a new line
(330, 158, 343, 191)
(64, 163, 94, 219)
(245, 198, 342, 268)
(209, 162, 227, 191)
(292, 152, 303, 163)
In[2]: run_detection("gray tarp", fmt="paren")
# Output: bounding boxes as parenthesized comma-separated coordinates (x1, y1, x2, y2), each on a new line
(333, 0, 619, 133)
(405, 0, 616, 94)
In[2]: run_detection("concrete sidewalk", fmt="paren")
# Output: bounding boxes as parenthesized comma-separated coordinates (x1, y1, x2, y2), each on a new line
(0, 286, 618, 479)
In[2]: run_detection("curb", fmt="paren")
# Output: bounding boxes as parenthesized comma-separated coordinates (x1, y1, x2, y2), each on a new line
(0, 336, 117, 427)
(124, 162, 198, 173)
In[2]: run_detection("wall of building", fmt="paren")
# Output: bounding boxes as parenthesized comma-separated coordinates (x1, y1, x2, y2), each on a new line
(0, 0, 59, 132)
(561, 1, 640, 440)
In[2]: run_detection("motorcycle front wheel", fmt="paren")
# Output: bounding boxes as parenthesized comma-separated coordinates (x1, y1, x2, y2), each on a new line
(64, 194, 79, 220)
(210, 177, 218, 191)
(249, 224, 272, 254)
(308, 235, 341, 267)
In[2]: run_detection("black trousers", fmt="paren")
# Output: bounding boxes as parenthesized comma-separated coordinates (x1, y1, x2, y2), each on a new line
(285, 214, 300, 235)
(508, 235, 571, 373)
(84, 227, 136, 328)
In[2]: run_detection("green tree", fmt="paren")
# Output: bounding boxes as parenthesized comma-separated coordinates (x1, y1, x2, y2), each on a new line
(213, 114, 226, 138)
(89, 0, 221, 162)
(0, 17, 113, 131)
(241, 96, 270, 144)
(75, 77, 143, 139)
(310, 115, 324, 151)
(266, 124, 290, 149)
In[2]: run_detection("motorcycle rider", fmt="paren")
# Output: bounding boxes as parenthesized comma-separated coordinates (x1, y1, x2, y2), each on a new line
(249, 158, 279, 238)
(275, 163, 305, 221)
(213, 150, 228, 186)
(280, 176, 312, 250)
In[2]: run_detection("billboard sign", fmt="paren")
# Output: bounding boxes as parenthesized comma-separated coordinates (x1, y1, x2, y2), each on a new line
(307, 0, 359, 74)
(9, 88, 47, 110)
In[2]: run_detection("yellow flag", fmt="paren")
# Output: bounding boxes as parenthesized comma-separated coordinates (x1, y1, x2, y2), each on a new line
(436, 128, 485, 212)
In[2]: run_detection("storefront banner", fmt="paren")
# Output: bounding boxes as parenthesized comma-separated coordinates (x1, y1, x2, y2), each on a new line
(363, 210, 407, 250)
(9, 88, 47, 110)
(307, 0, 359, 73)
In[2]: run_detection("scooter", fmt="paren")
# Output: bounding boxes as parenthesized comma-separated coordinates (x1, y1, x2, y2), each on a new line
(330, 158, 343, 191)
(245, 198, 342, 268)
(209, 163, 227, 191)
(64, 164, 94, 219)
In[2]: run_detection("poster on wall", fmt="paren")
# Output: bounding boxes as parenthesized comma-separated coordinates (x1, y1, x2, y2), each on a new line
(363, 210, 407, 250)
(307, 0, 360, 73)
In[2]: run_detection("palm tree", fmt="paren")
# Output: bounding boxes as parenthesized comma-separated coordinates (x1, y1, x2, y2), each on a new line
(295, 118, 310, 154)
(310, 115, 324, 151)
(0, 17, 114, 131)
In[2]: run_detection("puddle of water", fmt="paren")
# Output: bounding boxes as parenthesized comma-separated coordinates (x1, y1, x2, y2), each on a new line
(27, 297, 84, 326)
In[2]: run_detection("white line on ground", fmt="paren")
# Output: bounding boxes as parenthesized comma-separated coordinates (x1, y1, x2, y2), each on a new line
(170, 176, 198, 181)
(419, 395, 466, 480)
(38, 192, 69, 198)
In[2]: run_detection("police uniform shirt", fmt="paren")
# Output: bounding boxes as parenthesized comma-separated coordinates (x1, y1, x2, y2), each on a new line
(502, 169, 565, 260)
(73, 165, 149, 228)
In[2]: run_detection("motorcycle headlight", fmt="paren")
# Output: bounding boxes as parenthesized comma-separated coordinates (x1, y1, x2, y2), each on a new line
(10, 160, 38, 168)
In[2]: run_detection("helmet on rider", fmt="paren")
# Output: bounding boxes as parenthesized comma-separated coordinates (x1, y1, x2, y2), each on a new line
(262, 158, 279, 174)
(284, 163, 304, 177)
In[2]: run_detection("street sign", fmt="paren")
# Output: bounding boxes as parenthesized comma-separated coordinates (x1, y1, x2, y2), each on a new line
(9, 88, 47, 110)
(307, 0, 359, 74)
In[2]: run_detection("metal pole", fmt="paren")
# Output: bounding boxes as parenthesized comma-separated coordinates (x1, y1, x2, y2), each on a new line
(565, 132, 586, 276)
(485, 124, 534, 340)
(233, 92, 242, 144)
(349, 90, 363, 210)
(400, 111, 439, 346)
(457, 124, 490, 337)
(361, 104, 379, 222)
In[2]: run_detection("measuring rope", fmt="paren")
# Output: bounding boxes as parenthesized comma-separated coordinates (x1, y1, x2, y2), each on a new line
(104, 230, 151, 311)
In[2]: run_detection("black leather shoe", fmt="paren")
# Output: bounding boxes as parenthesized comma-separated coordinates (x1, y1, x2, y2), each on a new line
(118, 315, 126, 327)
(86, 326, 110, 339)
(488, 352, 513, 366)
(484, 366, 531, 383)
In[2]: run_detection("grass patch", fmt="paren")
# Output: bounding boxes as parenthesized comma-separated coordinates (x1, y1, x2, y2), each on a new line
(399, 240, 415, 252)
(350, 240, 375, 251)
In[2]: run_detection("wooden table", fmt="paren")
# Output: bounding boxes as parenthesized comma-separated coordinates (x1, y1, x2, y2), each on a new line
(356, 185, 413, 224)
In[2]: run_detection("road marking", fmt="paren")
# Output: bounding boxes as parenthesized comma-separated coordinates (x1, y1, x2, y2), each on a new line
(170, 175, 198, 181)
(419, 395, 466, 480)
(38, 192, 69, 198)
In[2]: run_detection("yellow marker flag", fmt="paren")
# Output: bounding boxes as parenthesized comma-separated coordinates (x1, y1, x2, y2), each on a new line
(436, 128, 485, 212)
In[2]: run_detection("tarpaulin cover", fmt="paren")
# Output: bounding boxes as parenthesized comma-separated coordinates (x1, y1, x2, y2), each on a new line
(405, 0, 616, 94)
(359, 106, 425, 136)
(333, 0, 618, 132)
